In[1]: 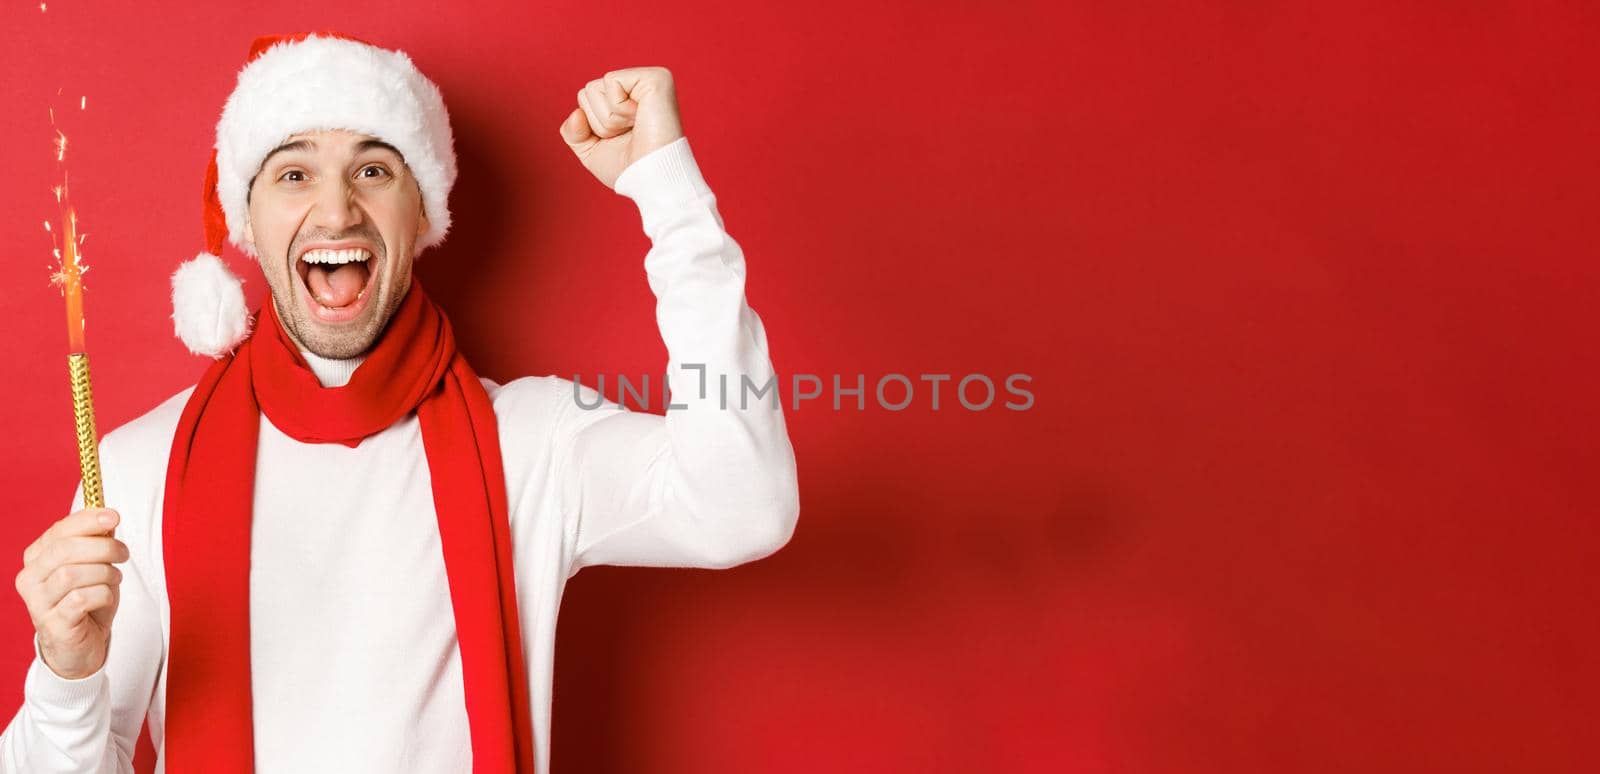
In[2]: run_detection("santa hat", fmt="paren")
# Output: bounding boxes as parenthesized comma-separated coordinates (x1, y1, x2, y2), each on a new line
(172, 31, 458, 358)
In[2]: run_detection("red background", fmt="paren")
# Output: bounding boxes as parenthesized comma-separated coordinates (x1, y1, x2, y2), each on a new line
(2, 2, 1595, 772)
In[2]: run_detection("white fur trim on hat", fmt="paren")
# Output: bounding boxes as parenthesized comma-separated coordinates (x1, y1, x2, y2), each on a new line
(214, 35, 457, 257)
(171, 252, 252, 358)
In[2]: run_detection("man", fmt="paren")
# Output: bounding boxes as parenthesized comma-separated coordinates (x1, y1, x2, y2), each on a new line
(0, 31, 799, 773)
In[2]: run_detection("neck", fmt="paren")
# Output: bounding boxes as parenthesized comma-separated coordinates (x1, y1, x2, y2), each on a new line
(300, 348, 367, 387)
(271, 296, 369, 387)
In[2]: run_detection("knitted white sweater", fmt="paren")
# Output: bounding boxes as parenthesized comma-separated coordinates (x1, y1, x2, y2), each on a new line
(0, 136, 800, 774)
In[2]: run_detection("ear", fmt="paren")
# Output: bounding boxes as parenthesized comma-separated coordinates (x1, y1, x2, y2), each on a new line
(243, 217, 254, 247)
(415, 201, 430, 241)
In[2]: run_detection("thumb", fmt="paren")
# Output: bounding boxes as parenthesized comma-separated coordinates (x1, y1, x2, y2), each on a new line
(559, 108, 595, 148)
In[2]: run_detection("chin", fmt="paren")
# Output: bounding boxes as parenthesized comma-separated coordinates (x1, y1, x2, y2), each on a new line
(303, 334, 378, 361)
(272, 287, 388, 360)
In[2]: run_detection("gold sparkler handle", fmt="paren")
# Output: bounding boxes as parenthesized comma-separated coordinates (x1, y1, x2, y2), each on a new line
(67, 352, 104, 509)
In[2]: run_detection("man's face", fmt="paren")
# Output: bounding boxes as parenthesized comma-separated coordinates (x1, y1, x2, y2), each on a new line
(244, 128, 429, 359)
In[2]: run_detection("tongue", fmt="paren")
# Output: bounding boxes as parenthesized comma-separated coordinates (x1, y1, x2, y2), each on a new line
(306, 261, 370, 308)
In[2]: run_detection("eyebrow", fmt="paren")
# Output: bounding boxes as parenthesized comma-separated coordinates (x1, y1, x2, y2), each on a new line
(258, 138, 406, 170)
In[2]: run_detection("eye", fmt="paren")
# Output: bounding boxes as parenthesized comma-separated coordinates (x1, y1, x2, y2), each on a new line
(358, 164, 391, 179)
(279, 169, 307, 183)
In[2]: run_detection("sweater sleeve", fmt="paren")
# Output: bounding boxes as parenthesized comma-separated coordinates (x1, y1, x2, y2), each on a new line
(556, 136, 801, 573)
(0, 451, 163, 773)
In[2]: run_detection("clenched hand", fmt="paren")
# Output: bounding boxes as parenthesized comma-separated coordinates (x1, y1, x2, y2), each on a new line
(559, 66, 686, 190)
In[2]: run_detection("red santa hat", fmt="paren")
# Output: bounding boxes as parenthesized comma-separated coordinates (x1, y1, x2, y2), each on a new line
(172, 31, 457, 358)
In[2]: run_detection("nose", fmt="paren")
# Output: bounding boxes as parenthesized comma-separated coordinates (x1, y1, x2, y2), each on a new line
(308, 175, 366, 233)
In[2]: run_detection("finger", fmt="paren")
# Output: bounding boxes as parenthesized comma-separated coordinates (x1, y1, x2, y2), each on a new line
(26, 509, 119, 565)
(586, 80, 635, 135)
(559, 107, 595, 148)
(602, 74, 640, 120)
(26, 535, 129, 587)
(87, 583, 120, 630)
(579, 87, 620, 140)
(25, 561, 118, 622)
(604, 66, 674, 105)
(603, 73, 630, 106)
(37, 562, 123, 614)
(576, 88, 611, 140)
(49, 583, 114, 629)
(587, 77, 626, 113)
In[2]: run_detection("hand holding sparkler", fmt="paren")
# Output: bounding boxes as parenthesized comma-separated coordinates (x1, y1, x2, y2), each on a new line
(23, 92, 126, 682)
(13, 508, 129, 680)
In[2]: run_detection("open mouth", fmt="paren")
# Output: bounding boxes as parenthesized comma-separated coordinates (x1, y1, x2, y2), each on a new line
(296, 247, 376, 323)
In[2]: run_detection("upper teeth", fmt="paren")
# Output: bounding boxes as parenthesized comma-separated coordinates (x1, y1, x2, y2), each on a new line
(302, 248, 371, 265)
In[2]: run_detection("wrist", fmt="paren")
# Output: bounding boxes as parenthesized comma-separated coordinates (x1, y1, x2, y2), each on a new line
(613, 136, 714, 240)
(36, 633, 106, 682)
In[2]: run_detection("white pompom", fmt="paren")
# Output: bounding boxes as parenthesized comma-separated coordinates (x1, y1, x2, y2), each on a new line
(170, 252, 252, 358)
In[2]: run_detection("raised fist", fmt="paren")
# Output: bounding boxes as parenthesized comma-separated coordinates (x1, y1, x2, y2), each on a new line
(559, 66, 686, 189)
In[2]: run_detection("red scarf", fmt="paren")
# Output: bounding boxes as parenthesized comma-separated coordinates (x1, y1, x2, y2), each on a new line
(161, 277, 535, 772)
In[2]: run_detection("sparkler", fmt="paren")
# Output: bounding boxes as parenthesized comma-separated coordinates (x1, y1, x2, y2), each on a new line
(45, 93, 105, 509)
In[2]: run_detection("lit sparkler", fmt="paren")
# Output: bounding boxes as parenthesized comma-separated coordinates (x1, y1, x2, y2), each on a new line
(44, 93, 106, 509)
